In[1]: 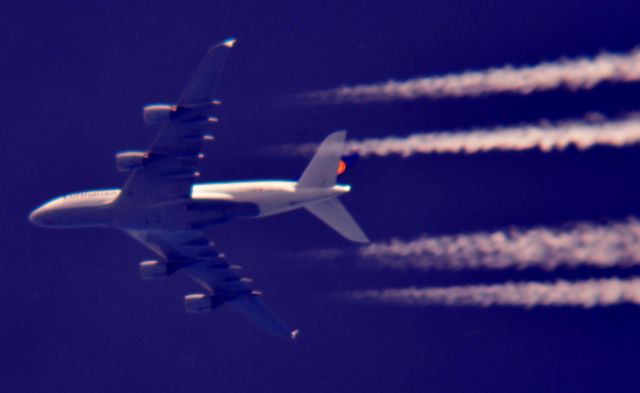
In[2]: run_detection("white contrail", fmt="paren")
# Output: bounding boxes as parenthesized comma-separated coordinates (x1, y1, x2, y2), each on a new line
(299, 48, 640, 104)
(344, 277, 640, 308)
(287, 114, 640, 157)
(359, 218, 640, 271)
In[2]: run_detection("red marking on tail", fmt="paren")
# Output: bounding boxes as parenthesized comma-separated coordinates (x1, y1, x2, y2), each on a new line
(336, 160, 347, 175)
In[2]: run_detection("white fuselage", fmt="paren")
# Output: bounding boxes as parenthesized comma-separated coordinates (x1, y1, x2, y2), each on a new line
(29, 180, 350, 230)
(193, 181, 348, 217)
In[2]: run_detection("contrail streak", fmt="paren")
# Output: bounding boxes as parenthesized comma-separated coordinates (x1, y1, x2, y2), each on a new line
(359, 218, 640, 271)
(344, 277, 640, 308)
(287, 114, 640, 157)
(299, 48, 640, 104)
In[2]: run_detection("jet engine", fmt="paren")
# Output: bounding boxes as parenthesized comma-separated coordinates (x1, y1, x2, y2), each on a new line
(139, 260, 176, 279)
(143, 104, 176, 125)
(115, 151, 147, 172)
(184, 293, 214, 313)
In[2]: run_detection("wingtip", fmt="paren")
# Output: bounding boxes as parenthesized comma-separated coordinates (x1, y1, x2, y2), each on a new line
(223, 37, 237, 48)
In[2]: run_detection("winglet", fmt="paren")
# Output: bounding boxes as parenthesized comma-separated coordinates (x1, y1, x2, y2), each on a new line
(223, 37, 237, 48)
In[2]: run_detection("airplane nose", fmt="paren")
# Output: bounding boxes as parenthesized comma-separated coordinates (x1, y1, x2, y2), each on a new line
(29, 206, 46, 226)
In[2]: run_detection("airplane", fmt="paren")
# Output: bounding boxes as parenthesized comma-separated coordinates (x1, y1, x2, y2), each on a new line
(29, 38, 369, 339)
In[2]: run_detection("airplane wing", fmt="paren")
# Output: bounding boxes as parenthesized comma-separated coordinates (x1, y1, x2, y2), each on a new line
(117, 39, 296, 338)
(117, 38, 237, 206)
(177, 38, 236, 106)
(127, 229, 297, 339)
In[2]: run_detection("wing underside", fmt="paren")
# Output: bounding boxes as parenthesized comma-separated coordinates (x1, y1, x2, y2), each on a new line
(127, 229, 296, 338)
(117, 39, 236, 206)
(117, 39, 296, 339)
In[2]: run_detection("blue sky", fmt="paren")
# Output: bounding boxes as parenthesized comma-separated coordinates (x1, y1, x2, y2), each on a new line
(2, 1, 640, 392)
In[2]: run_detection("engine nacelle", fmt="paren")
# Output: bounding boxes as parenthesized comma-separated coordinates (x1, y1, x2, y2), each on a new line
(143, 104, 176, 125)
(115, 151, 147, 172)
(184, 290, 259, 313)
(184, 293, 231, 313)
(184, 293, 213, 313)
(139, 260, 171, 279)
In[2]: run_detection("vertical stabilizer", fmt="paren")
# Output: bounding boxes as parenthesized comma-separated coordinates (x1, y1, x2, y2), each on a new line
(298, 131, 346, 189)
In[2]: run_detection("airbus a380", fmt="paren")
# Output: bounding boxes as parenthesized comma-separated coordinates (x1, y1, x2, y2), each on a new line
(29, 38, 368, 339)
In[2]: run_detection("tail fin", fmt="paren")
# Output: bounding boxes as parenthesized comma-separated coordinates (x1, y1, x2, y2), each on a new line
(305, 199, 369, 243)
(298, 131, 346, 189)
(299, 131, 369, 243)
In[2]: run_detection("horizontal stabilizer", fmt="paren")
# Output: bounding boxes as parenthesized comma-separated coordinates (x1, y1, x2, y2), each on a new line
(305, 198, 369, 243)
